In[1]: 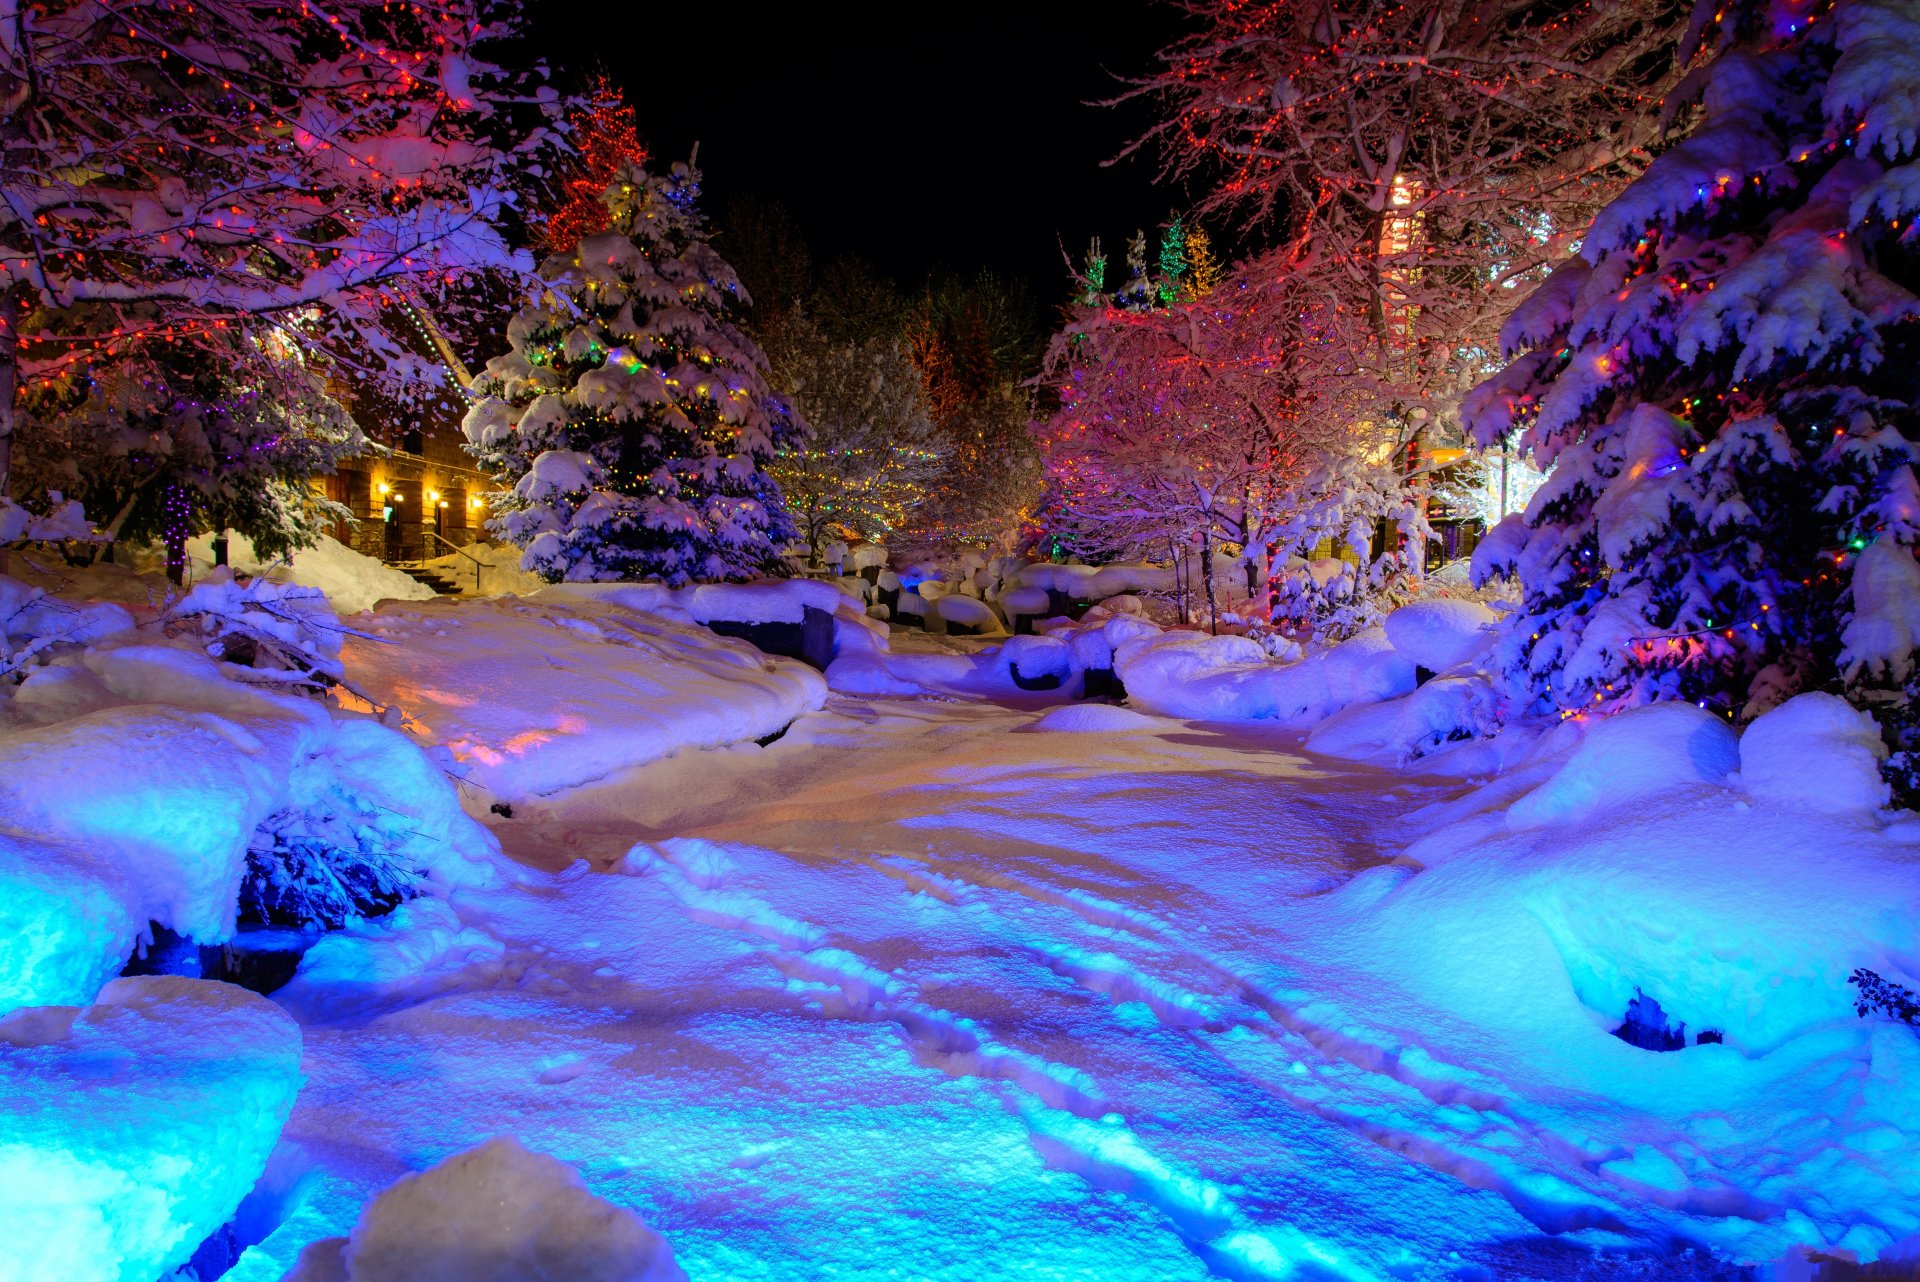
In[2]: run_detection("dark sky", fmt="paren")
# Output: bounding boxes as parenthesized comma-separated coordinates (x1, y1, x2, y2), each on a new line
(523, 3, 1192, 302)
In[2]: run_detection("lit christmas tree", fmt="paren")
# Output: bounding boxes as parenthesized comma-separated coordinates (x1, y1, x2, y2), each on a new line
(1465, 0, 1920, 741)
(465, 139, 794, 584)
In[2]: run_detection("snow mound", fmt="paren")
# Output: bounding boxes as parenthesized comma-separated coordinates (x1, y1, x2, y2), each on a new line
(1508, 702, 1738, 828)
(1001, 634, 1072, 680)
(1024, 704, 1164, 733)
(0, 976, 302, 1282)
(282, 1137, 686, 1282)
(181, 533, 436, 614)
(1116, 627, 1415, 725)
(0, 642, 498, 1011)
(345, 592, 826, 800)
(1739, 692, 1891, 813)
(1307, 675, 1501, 763)
(1383, 598, 1498, 672)
(933, 594, 1003, 635)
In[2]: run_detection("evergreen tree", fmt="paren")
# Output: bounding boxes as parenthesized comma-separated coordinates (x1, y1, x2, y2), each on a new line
(465, 158, 795, 584)
(1465, 0, 1920, 737)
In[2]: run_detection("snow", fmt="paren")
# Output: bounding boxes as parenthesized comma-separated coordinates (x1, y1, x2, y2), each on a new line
(1508, 702, 1739, 828)
(1116, 626, 1416, 725)
(176, 533, 437, 614)
(7, 562, 1920, 1278)
(0, 976, 302, 1282)
(342, 590, 827, 801)
(197, 683, 1920, 1280)
(1382, 599, 1499, 672)
(1738, 692, 1891, 812)
(1842, 539, 1920, 685)
(932, 593, 1004, 635)
(1023, 703, 1165, 733)
(281, 1138, 685, 1282)
(0, 585, 497, 1011)
(1, 579, 495, 1013)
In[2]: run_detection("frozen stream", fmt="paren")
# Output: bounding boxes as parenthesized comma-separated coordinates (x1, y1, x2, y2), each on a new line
(242, 692, 1750, 1282)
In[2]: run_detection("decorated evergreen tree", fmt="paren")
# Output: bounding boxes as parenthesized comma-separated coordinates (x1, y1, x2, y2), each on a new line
(1465, 0, 1920, 737)
(465, 153, 795, 584)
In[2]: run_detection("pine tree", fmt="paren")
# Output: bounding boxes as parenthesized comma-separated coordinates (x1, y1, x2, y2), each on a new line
(1156, 214, 1188, 306)
(1465, 0, 1920, 733)
(465, 158, 795, 584)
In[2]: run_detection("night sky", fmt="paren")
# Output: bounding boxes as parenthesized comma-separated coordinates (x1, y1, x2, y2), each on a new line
(524, 3, 1192, 302)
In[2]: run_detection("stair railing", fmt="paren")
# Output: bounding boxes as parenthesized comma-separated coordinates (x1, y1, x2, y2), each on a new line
(422, 529, 484, 594)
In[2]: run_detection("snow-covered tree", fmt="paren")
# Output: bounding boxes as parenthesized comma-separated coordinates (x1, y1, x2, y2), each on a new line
(1038, 250, 1409, 628)
(15, 343, 360, 580)
(0, 0, 552, 506)
(764, 313, 941, 559)
(1464, 0, 1920, 735)
(465, 159, 795, 584)
(1128, 0, 1691, 402)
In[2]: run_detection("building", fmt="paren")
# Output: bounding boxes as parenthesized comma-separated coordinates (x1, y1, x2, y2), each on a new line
(322, 299, 501, 567)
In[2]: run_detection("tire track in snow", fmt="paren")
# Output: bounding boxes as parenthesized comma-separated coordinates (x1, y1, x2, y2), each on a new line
(623, 838, 1386, 1282)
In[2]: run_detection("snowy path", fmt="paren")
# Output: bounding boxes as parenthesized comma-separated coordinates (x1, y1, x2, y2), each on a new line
(247, 695, 1748, 1282)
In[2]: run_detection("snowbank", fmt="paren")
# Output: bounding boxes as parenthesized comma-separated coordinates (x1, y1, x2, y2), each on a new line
(344, 590, 827, 800)
(0, 642, 497, 1011)
(0, 976, 302, 1282)
(177, 533, 437, 614)
(1116, 626, 1416, 725)
(1508, 702, 1738, 828)
(1381, 598, 1498, 672)
(1739, 692, 1891, 813)
(282, 1137, 686, 1282)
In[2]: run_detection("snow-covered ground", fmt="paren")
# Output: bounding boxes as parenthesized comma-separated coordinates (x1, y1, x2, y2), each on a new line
(237, 683, 1915, 1280)
(4, 570, 1916, 1281)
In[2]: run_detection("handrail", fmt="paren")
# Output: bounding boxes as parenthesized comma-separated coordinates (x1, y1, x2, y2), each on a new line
(422, 529, 483, 594)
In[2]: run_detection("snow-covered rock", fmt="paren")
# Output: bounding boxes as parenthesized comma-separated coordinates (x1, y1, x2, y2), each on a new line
(344, 591, 826, 801)
(0, 976, 302, 1282)
(1382, 598, 1499, 672)
(0, 643, 497, 1011)
(932, 594, 1003, 635)
(1508, 702, 1739, 828)
(281, 1137, 686, 1282)
(1739, 692, 1890, 813)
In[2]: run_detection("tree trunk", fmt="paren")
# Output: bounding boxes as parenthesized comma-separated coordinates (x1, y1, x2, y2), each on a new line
(0, 291, 17, 579)
(1200, 527, 1218, 636)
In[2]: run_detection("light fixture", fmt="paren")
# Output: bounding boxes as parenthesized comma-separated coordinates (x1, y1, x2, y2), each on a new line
(438, 500, 449, 508)
(427, 489, 440, 503)
(377, 482, 390, 495)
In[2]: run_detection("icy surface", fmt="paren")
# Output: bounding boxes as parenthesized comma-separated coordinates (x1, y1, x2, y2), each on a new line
(282, 1138, 685, 1282)
(0, 976, 301, 1282)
